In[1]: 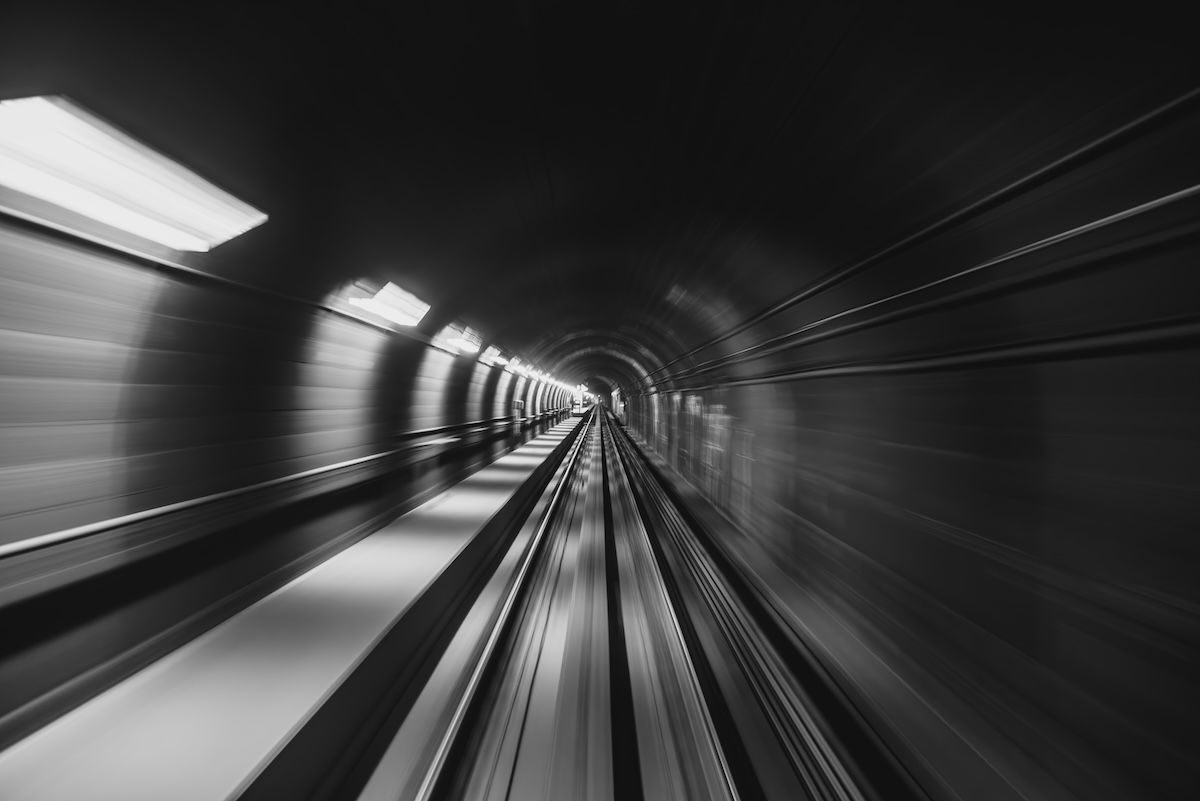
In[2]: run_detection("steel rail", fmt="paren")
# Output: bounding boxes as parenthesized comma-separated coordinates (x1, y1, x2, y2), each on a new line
(411, 411, 595, 801)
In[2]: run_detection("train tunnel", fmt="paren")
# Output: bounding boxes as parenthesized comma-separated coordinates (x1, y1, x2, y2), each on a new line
(1, 4, 1198, 800)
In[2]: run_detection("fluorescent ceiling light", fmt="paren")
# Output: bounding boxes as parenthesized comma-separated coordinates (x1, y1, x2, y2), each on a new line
(480, 345, 504, 365)
(0, 95, 267, 251)
(433, 323, 480, 354)
(348, 282, 430, 327)
(448, 326, 481, 354)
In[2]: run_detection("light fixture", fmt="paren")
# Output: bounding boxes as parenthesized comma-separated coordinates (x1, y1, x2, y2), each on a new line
(480, 345, 505, 366)
(447, 326, 481, 354)
(0, 95, 267, 251)
(348, 282, 430, 327)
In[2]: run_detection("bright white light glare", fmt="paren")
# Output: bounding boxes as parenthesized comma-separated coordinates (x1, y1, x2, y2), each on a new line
(480, 345, 505, 365)
(0, 96, 268, 251)
(348, 282, 430, 327)
(448, 327, 481, 354)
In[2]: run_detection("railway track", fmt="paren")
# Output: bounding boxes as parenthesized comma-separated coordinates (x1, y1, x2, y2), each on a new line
(0, 410, 925, 801)
(367, 408, 923, 801)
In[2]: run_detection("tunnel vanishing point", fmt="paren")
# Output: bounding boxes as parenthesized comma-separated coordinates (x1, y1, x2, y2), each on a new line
(0, 5, 1198, 801)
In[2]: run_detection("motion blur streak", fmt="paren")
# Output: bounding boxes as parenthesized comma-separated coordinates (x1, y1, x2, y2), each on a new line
(294, 312, 391, 469)
(0, 96, 267, 252)
(0, 223, 164, 544)
(1, 6, 1198, 801)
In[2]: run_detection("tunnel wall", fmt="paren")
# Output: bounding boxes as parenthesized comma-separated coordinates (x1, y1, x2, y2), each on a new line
(1, 222, 174, 542)
(626, 102, 1200, 799)
(0, 217, 568, 575)
(411, 348, 456, 431)
(0, 218, 409, 547)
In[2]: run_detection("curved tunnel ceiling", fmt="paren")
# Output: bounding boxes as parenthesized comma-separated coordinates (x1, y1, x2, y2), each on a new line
(1, 4, 1194, 387)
